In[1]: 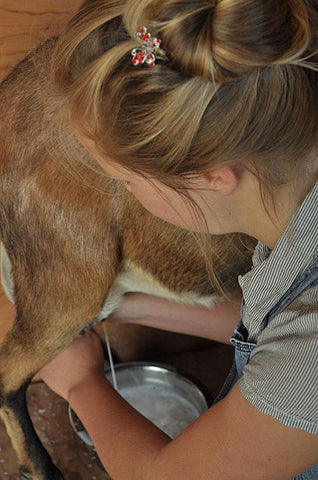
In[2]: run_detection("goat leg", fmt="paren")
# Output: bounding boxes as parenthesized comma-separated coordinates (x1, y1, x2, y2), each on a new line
(0, 311, 96, 480)
(1, 380, 64, 480)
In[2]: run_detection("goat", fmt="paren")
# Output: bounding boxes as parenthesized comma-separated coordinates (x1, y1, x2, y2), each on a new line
(0, 36, 253, 480)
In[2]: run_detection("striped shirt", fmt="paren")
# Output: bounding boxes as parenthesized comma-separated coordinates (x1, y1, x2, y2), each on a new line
(238, 182, 318, 435)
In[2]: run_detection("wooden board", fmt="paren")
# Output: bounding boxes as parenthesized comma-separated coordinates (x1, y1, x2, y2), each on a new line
(0, 0, 82, 82)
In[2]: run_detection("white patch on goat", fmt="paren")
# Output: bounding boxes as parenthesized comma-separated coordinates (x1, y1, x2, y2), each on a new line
(95, 259, 218, 321)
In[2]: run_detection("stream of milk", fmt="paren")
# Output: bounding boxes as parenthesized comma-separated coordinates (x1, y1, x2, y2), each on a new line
(103, 321, 118, 390)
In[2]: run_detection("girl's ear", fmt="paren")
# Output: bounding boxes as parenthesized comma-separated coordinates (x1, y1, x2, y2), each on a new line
(204, 167, 239, 196)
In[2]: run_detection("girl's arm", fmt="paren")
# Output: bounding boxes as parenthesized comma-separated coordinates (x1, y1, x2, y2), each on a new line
(107, 291, 242, 344)
(39, 330, 318, 480)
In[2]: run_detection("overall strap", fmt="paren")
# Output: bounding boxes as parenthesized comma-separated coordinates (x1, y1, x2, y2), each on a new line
(265, 256, 318, 327)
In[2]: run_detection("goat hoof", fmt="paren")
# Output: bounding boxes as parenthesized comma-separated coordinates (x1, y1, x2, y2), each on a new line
(19, 468, 32, 479)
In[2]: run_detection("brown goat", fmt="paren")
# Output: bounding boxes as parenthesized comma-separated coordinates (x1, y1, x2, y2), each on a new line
(0, 37, 253, 480)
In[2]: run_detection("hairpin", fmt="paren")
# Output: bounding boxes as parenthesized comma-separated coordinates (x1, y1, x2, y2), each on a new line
(131, 26, 162, 67)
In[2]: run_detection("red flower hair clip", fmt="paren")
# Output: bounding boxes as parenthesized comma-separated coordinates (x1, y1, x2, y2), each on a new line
(131, 26, 162, 67)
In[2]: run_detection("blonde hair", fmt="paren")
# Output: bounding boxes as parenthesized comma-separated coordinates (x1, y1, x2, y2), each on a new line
(52, 0, 318, 190)
(50, 0, 318, 292)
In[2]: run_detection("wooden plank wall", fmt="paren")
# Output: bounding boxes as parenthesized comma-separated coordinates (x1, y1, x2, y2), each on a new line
(0, 0, 82, 338)
(0, 0, 82, 82)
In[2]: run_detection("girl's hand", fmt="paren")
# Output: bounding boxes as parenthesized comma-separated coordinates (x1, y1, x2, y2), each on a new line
(38, 329, 105, 402)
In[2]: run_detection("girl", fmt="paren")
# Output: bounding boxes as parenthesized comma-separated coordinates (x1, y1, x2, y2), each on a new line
(40, 0, 318, 478)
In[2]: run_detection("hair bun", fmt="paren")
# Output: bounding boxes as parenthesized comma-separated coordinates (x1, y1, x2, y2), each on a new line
(152, 0, 313, 82)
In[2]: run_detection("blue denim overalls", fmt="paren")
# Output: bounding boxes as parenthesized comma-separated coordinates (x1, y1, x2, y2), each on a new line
(215, 257, 318, 480)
